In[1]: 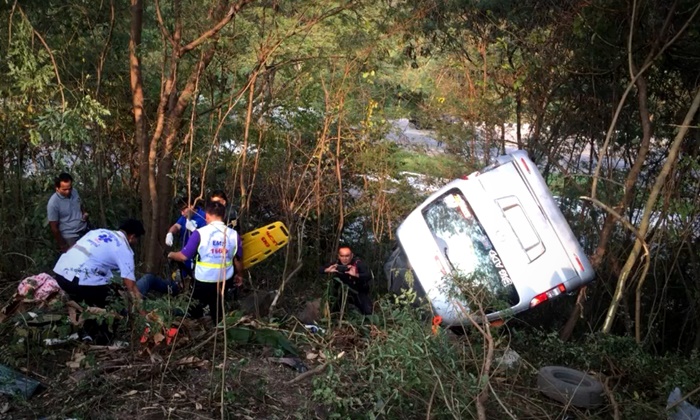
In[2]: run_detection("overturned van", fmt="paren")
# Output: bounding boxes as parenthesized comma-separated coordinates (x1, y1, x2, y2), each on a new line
(384, 150, 594, 326)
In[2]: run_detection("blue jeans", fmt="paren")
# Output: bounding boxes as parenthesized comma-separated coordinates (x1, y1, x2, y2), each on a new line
(136, 274, 180, 298)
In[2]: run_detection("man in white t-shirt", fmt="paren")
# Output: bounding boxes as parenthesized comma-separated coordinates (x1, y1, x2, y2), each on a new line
(53, 219, 145, 308)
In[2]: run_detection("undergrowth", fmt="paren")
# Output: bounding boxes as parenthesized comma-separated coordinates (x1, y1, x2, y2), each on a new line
(512, 329, 700, 416)
(1, 286, 699, 419)
(310, 293, 700, 419)
(312, 293, 488, 419)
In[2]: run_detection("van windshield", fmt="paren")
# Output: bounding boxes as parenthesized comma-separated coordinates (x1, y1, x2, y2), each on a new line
(422, 189, 519, 308)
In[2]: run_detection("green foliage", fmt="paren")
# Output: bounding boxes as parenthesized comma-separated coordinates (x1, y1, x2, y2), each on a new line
(5, 23, 55, 95)
(514, 331, 700, 413)
(391, 148, 466, 179)
(35, 96, 110, 140)
(446, 269, 513, 317)
(225, 324, 299, 357)
(312, 294, 482, 418)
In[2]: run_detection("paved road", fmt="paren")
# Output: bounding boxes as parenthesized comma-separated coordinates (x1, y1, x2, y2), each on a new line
(387, 118, 444, 151)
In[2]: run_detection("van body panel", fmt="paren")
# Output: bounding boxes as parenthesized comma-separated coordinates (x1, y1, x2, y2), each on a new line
(392, 150, 595, 325)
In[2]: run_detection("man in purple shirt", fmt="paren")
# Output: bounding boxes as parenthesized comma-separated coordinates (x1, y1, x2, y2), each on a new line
(168, 201, 243, 322)
(210, 190, 244, 302)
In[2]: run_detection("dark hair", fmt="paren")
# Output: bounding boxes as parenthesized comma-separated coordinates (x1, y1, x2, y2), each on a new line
(175, 196, 197, 210)
(210, 189, 228, 204)
(176, 197, 187, 210)
(205, 200, 226, 219)
(119, 219, 146, 237)
(54, 172, 73, 188)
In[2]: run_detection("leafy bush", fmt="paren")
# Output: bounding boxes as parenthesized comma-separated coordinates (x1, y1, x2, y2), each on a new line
(312, 293, 484, 418)
(512, 330, 700, 413)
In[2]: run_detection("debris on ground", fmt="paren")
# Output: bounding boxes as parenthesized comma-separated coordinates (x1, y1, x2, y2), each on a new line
(0, 364, 43, 399)
(494, 348, 521, 373)
(667, 387, 700, 420)
(0, 273, 66, 323)
(267, 357, 308, 372)
(303, 324, 325, 334)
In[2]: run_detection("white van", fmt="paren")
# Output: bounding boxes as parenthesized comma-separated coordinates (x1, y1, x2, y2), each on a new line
(384, 150, 594, 325)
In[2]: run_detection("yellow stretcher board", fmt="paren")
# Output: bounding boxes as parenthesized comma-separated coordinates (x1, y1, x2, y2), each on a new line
(240, 221, 290, 269)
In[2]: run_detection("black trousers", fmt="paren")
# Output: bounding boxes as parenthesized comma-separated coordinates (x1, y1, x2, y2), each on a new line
(190, 279, 231, 323)
(54, 272, 110, 308)
(54, 272, 115, 344)
(332, 279, 373, 315)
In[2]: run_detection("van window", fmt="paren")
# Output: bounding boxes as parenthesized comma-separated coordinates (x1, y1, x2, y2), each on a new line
(496, 196, 545, 261)
(422, 189, 519, 309)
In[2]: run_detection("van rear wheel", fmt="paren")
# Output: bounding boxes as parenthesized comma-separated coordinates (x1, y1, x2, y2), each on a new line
(449, 326, 467, 335)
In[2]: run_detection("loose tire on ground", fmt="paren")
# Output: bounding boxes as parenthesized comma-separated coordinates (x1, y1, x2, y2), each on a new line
(537, 366, 605, 409)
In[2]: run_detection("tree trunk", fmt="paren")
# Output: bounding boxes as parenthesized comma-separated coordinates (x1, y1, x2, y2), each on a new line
(602, 86, 700, 334)
(559, 0, 686, 338)
(129, 0, 256, 272)
(129, 0, 151, 267)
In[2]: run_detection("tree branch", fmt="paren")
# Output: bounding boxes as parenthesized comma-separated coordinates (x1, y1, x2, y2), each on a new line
(602, 85, 700, 334)
(179, 0, 257, 56)
(154, 0, 177, 50)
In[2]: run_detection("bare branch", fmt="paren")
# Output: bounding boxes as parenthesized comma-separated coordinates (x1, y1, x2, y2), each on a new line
(95, 0, 115, 96)
(591, 1, 700, 198)
(154, 0, 177, 50)
(179, 0, 257, 56)
(601, 84, 700, 334)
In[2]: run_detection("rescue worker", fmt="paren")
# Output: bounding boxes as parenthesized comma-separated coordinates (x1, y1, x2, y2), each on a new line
(165, 196, 207, 279)
(53, 219, 145, 308)
(167, 200, 242, 323)
(209, 189, 244, 302)
(209, 189, 239, 230)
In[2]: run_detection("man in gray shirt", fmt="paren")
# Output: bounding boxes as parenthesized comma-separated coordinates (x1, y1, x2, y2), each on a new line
(47, 173, 89, 253)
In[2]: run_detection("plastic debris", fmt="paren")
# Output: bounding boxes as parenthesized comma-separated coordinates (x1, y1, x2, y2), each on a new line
(667, 387, 700, 420)
(44, 333, 80, 346)
(0, 364, 43, 399)
(496, 348, 521, 369)
(304, 324, 325, 334)
(267, 357, 308, 373)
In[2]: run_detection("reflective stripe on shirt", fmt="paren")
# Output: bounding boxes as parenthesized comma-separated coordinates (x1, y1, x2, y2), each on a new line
(194, 221, 238, 282)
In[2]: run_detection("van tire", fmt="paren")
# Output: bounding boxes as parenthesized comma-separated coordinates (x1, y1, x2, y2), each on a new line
(449, 326, 467, 335)
(537, 366, 604, 408)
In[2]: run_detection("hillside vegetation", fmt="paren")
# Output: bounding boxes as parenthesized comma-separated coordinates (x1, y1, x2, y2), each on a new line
(1, 0, 699, 418)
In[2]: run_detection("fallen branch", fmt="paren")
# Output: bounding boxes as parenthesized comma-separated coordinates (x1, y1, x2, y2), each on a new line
(602, 376, 620, 420)
(285, 361, 328, 385)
